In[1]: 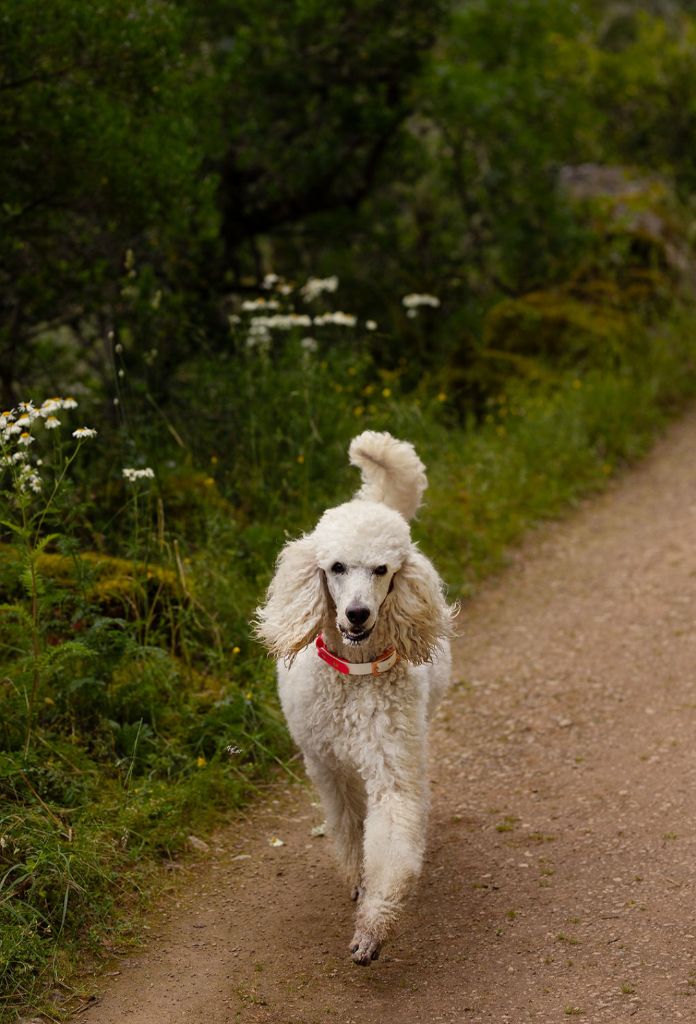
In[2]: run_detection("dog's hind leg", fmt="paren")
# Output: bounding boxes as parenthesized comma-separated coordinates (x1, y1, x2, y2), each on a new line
(305, 757, 366, 896)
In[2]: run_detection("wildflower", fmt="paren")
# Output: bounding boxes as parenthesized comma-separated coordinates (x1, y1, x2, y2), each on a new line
(122, 467, 155, 482)
(232, 646, 241, 655)
(72, 427, 97, 439)
(250, 313, 312, 330)
(262, 272, 280, 289)
(39, 398, 61, 416)
(62, 397, 78, 410)
(5, 423, 21, 435)
(269, 837, 285, 847)
(11, 450, 28, 462)
(247, 319, 272, 347)
(196, 756, 207, 768)
(16, 464, 42, 493)
(17, 402, 40, 422)
(14, 415, 32, 429)
(402, 293, 441, 309)
(365, 320, 378, 331)
(44, 415, 60, 430)
(18, 432, 34, 446)
(297, 453, 305, 464)
(300, 336, 318, 352)
(241, 297, 280, 312)
(300, 275, 338, 302)
(115, 343, 124, 354)
(313, 312, 357, 327)
(382, 388, 392, 398)
(437, 392, 447, 402)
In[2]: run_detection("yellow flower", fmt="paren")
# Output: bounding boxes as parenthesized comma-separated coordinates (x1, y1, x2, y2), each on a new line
(204, 477, 214, 487)
(353, 405, 364, 417)
(232, 645, 241, 655)
(245, 691, 253, 701)
(382, 388, 391, 398)
(210, 455, 218, 465)
(297, 453, 305, 464)
(196, 756, 206, 768)
(437, 392, 447, 402)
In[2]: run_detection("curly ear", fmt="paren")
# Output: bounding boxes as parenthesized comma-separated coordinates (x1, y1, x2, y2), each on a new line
(253, 535, 326, 659)
(382, 547, 457, 664)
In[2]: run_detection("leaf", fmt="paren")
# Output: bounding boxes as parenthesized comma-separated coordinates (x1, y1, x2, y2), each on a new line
(0, 520, 26, 538)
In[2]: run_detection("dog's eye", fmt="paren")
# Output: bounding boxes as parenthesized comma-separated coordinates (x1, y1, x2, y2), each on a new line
(331, 562, 346, 574)
(373, 565, 388, 576)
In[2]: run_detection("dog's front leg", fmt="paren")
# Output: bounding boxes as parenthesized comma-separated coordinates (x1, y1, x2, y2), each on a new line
(350, 780, 427, 965)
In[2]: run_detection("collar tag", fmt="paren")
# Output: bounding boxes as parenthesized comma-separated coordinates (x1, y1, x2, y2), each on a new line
(315, 634, 399, 677)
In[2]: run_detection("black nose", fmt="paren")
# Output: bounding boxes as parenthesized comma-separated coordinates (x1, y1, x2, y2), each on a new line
(346, 605, 370, 627)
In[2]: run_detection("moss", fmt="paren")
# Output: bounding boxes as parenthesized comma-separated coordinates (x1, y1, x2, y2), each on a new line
(0, 545, 188, 635)
(483, 286, 634, 364)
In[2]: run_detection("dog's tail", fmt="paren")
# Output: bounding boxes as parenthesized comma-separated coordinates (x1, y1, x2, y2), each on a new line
(349, 430, 427, 521)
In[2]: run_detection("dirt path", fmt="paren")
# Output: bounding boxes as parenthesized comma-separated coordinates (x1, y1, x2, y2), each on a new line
(78, 410, 696, 1024)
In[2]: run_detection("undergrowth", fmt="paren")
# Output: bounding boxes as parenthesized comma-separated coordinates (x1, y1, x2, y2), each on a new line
(1, 309, 696, 1021)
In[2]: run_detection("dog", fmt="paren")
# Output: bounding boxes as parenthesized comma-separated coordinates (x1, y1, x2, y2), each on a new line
(254, 431, 456, 964)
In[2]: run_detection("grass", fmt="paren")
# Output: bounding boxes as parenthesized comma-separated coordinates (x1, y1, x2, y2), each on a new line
(1, 310, 696, 1020)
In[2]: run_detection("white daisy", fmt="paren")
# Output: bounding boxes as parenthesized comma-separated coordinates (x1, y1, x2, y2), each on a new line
(122, 467, 155, 482)
(402, 293, 440, 309)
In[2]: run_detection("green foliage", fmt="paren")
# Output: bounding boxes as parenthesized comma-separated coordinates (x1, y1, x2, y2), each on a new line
(0, 0, 217, 403)
(588, 10, 696, 195)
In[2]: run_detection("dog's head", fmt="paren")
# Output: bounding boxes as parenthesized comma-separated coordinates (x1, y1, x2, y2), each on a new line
(254, 499, 455, 664)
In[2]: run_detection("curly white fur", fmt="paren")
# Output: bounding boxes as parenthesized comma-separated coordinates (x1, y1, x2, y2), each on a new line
(349, 430, 427, 521)
(254, 431, 456, 965)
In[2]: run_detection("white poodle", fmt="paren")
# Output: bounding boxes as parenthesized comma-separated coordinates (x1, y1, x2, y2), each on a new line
(255, 431, 456, 965)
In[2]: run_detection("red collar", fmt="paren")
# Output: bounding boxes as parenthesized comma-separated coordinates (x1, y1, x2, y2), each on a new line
(315, 633, 399, 676)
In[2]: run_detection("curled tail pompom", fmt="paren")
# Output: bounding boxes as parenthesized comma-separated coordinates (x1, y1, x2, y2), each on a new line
(349, 430, 427, 521)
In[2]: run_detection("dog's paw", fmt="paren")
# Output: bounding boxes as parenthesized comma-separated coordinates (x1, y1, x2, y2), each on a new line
(350, 884, 365, 902)
(349, 929, 381, 966)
